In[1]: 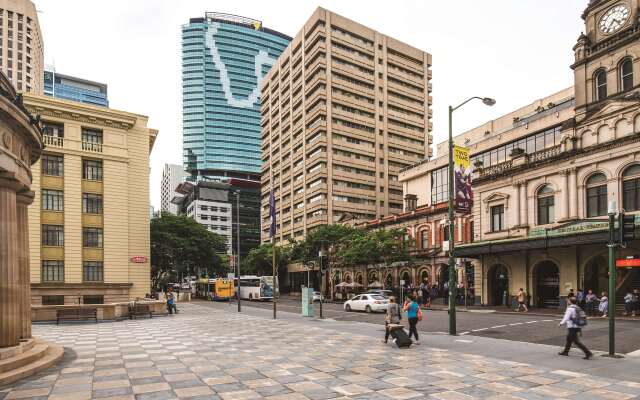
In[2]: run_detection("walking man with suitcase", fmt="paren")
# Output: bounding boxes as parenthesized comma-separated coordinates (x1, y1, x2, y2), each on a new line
(558, 297, 593, 359)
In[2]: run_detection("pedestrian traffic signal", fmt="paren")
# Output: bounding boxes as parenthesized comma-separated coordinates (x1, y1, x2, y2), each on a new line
(619, 212, 635, 246)
(319, 255, 328, 274)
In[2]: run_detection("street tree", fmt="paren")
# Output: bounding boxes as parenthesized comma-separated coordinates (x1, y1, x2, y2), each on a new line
(150, 212, 227, 290)
(242, 243, 291, 276)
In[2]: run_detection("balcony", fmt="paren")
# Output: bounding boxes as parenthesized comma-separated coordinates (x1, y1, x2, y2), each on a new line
(477, 145, 564, 179)
(43, 135, 64, 148)
(82, 141, 103, 153)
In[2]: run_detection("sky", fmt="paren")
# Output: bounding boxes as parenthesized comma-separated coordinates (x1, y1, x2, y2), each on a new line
(35, 0, 586, 209)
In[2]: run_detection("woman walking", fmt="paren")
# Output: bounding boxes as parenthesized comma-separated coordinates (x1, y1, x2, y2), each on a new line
(404, 294, 421, 345)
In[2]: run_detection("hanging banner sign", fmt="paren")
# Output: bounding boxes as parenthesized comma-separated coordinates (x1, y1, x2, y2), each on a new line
(454, 145, 473, 214)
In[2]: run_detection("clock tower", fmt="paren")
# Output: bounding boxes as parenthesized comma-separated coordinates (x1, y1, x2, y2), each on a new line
(572, 0, 640, 123)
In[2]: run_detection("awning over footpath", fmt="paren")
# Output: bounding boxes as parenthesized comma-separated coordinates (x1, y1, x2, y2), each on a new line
(454, 218, 629, 258)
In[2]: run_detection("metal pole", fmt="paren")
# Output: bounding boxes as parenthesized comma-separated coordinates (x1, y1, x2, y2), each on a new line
(319, 252, 324, 319)
(236, 192, 241, 312)
(608, 211, 616, 356)
(272, 236, 277, 319)
(448, 105, 457, 335)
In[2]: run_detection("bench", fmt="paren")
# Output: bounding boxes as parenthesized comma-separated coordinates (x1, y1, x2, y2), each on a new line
(56, 308, 98, 324)
(129, 304, 152, 319)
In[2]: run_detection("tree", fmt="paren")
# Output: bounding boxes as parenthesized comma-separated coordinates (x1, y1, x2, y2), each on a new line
(150, 213, 228, 291)
(242, 243, 290, 276)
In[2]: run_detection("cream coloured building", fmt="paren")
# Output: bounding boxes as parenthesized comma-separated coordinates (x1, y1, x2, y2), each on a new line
(401, 0, 640, 308)
(0, 0, 43, 94)
(261, 7, 432, 244)
(24, 93, 158, 305)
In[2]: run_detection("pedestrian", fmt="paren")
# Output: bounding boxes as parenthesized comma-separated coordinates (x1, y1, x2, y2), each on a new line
(566, 289, 575, 309)
(423, 286, 431, 308)
(516, 288, 528, 312)
(403, 294, 421, 345)
(167, 288, 178, 314)
(558, 297, 593, 359)
(634, 289, 640, 317)
(576, 288, 585, 308)
(443, 281, 449, 305)
(624, 290, 638, 317)
(382, 297, 402, 344)
(599, 291, 608, 317)
(417, 287, 423, 307)
(585, 289, 597, 316)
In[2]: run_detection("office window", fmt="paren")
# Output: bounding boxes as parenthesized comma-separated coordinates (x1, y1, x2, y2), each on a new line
(42, 260, 64, 282)
(595, 69, 607, 101)
(420, 230, 429, 249)
(83, 261, 103, 282)
(491, 205, 504, 232)
(82, 227, 103, 248)
(537, 185, 555, 225)
(431, 166, 448, 204)
(83, 295, 104, 304)
(82, 159, 102, 180)
(82, 193, 103, 214)
(586, 173, 607, 217)
(81, 128, 103, 144)
(41, 189, 63, 211)
(42, 295, 64, 305)
(622, 164, 640, 211)
(620, 58, 633, 92)
(41, 154, 63, 176)
(42, 225, 63, 246)
(41, 121, 64, 137)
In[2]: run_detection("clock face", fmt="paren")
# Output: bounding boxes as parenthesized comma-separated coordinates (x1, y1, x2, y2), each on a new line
(599, 4, 630, 34)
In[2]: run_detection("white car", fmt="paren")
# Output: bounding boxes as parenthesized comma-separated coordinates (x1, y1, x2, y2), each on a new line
(312, 291, 324, 302)
(343, 294, 389, 313)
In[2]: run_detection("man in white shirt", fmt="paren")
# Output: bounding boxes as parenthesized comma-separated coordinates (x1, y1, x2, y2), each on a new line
(558, 297, 592, 359)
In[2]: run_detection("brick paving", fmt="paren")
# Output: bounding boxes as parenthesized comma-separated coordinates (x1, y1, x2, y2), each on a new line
(1, 303, 639, 399)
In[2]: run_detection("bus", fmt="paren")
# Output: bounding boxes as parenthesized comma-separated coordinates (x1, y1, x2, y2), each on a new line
(239, 275, 276, 301)
(195, 278, 234, 301)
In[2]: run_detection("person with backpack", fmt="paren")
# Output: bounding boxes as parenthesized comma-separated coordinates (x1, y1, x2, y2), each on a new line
(404, 294, 421, 345)
(624, 290, 638, 317)
(382, 297, 402, 344)
(558, 297, 592, 359)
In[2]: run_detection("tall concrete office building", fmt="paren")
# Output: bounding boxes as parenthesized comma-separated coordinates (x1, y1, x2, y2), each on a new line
(182, 13, 291, 181)
(0, 0, 43, 94)
(261, 7, 432, 244)
(160, 163, 187, 215)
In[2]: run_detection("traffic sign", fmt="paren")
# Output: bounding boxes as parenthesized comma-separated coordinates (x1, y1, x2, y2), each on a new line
(616, 257, 640, 268)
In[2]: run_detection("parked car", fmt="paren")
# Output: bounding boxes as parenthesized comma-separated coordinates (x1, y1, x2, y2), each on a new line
(344, 294, 389, 313)
(312, 291, 324, 302)
(366, 289, 394, 298)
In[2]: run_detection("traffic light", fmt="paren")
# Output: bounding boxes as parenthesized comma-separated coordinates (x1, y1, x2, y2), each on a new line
(319, 256, 328, 274)
(619, 212, 635, 246)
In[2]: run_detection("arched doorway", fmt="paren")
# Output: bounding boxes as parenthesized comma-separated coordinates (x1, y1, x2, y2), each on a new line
(343, 273, 352, 284)
(401, 270, 412, 287)
(534, 261, 560, 308)
(385, 273, 393, 289)
(584, 255, 608, 295)
(368, 271, 379, 285)
(419, 269, 430, 286)
(439, 265, 449, 292)
(487, 265, 509, 306)
(355, 272, 363, 285)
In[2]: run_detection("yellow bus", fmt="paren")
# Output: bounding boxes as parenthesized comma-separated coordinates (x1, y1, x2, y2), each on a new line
(196, 278, 234, 301)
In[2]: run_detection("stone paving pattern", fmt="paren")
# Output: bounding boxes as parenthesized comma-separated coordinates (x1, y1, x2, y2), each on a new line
(1, 303, 640, 400)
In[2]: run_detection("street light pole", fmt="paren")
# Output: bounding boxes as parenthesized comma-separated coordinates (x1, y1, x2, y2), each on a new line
(235, 191, 241, 313)
(447, 96, 495, 336)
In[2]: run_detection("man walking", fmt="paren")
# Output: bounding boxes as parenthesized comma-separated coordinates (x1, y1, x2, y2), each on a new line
(516, 288, 528, 312)
(382, 297, 402, 344)
(558, 297, 592, 359)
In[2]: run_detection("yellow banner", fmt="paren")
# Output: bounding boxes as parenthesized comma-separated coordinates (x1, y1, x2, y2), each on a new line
(453, 145, 472, 214)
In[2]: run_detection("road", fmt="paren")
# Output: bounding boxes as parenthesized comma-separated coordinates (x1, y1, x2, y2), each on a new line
(195, 296, 640, 354)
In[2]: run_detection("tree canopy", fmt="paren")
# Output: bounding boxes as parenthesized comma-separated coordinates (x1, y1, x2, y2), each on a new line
(150, 213, 228, 290)
(242, 243, 290, 276)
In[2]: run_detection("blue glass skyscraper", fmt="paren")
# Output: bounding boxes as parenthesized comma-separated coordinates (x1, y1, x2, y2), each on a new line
(43, 69, 109, 107)
(182, 13, 290, 181)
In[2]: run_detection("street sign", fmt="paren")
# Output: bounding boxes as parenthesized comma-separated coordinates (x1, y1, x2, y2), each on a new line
(616, 257, 640, 268)
(130, 256, 148, 263)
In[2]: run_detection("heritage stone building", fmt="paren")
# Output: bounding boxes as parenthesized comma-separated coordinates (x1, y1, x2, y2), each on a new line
(402, 0, 640, 308)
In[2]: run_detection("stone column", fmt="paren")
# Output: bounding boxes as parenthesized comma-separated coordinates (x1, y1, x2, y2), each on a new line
(519, 181, 528, 226)
(560, 169, 570, 221)
(513, 182, 521, 226)
(17, 193, 33, 340)
(0, 182, 20, 348)
(569, 168, 578, 219)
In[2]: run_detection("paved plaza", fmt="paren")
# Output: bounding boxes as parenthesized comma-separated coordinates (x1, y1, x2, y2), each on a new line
(2, 303, 640, 400)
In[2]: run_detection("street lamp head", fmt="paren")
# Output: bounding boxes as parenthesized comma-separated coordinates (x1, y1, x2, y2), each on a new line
(482, 97, 496, 106)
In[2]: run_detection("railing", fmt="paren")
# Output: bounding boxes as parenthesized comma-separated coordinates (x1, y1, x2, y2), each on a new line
(527, 144, 562, 163)
(478, 159, 513, 178)
(82, 141, 103, 153)
(43, 135, 64, 148)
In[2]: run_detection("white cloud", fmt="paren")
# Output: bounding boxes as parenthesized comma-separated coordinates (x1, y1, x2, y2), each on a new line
(34, 0, 586, 208)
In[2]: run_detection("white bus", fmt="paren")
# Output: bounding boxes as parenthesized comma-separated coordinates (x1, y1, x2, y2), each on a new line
(239, 275, 276, 301)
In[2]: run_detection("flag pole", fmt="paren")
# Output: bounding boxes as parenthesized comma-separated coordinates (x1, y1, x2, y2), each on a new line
(272, 235, 276, 319)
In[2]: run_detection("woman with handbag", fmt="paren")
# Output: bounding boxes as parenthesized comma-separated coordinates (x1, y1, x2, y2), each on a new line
(404, 294, 421, 345)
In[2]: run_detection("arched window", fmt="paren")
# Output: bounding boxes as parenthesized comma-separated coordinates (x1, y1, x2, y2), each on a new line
(595, 69, 607, 101)
(620, 58, 633, 92)
(420, 230, 430, 249)
(622, 165, 640, 211)
(537, 185, 555, 225)
(586, 173, 607, 217)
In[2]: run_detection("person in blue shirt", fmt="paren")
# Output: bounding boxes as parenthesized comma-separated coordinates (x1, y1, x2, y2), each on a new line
(404, 294, 420, 345)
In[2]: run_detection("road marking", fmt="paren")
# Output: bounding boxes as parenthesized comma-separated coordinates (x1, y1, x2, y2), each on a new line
(491, 325, 507, 329)
(509, 322, 524, 326)
(460, 331, 470, 335)
(525, 320, 539, 324)
(627, 349, 640, 357)
(472, 327, 488, 332)
(455, 339, 474, 343)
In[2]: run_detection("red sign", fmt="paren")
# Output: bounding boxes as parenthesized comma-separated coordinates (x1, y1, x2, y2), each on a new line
(616, 258, 640, 268)
(130, 256, 148, 263)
